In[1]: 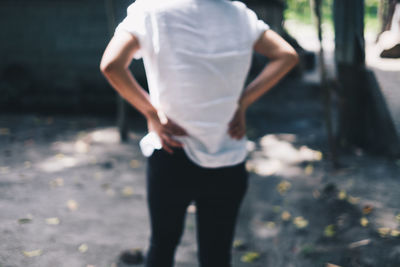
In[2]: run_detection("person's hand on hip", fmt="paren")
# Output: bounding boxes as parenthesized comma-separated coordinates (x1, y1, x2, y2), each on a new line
(147, 110, 188, 154)
(228, 105, 247, 140)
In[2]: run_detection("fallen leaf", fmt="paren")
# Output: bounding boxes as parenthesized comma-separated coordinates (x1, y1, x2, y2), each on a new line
(326, 263, 342, 267)
(348, 239, 371, 249)
(130, 160, 140, 168)
(78, 243, 88, 253)
(312, 189, 321, 199)
(347, 195, 360, 204)
(0, 128, 10, 135)
(46, 217, 60, 225)
(338, 190, 347, 200)
(240, 251, 260, 263)
(324, 224, 336, 237)
(272, 205, 281, 213)
(277, 181, 291, 195)
(281, 211, 291, 221)
(18, 218, 32, 224)
(315, 151, 323, 160)
(378, 227, 391, 237)
(264, 221, 276, 229)
(360, 217, 369, 227)
(233, 239, 247, 250)
(293, 216, 308, 229)
(67, 200, 78, 211)
(122, 186, 134, 197)
(23, 249, 42, 257)
(304, 164, 314, 175)
(390, 229, 400, 237)
(363, 204, 373, 215)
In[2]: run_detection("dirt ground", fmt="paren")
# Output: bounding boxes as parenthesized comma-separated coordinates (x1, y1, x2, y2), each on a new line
(242, 77, 400, 267)
(1, 70, 400, 267)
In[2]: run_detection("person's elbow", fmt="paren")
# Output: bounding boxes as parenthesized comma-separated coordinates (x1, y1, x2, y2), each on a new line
(99, 59, 117, 75)
(285, 49, 299, 67)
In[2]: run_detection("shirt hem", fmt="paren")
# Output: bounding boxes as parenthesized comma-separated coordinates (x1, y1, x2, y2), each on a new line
(181, 144, 248, 169)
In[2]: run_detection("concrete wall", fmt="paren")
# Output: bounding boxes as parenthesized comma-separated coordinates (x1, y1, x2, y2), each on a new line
(0, 0, 146, 115)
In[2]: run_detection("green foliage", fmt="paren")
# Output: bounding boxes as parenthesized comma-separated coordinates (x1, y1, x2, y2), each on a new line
(365, 0, 379, 16)
(284, 0, 379, 34)
(284, 0, 334, 24)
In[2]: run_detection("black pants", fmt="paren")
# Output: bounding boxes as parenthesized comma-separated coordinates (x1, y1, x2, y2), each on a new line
(144, 147, 249, 267)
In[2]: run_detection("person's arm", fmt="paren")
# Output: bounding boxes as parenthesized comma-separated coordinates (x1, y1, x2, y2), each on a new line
(228, 29, 299, 139)
(100, 30, 187, 154)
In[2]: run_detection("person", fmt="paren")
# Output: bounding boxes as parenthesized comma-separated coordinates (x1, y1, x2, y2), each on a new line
(100, 0, 298, 266)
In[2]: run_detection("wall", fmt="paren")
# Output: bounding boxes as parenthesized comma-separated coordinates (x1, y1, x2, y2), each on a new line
(0, 0, 146, 115)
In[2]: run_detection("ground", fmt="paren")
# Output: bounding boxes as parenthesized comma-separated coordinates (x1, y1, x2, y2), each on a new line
(1, 72, 400, 267)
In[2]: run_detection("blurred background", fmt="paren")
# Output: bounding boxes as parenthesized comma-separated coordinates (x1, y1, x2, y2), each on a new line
(1, 0, 400, 267)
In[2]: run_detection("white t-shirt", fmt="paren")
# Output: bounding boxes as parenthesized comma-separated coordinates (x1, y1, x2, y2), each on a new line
(114, 0, 270, 168)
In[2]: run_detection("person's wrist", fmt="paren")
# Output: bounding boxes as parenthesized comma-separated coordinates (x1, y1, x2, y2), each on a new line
(144, 108, 159, 123)
(238, 99, 249, 113)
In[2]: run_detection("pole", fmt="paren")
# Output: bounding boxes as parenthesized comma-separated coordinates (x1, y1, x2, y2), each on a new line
(104, 0, 129, 142)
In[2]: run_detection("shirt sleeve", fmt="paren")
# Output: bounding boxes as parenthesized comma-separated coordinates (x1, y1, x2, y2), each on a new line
(245, 7, 270, 44)
(114, 2, 148, 59)
(233, 2, 270, 45)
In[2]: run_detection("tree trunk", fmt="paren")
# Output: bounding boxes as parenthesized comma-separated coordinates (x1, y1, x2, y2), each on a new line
(379, 0, 398, 34)
(312, 0, 339, 167)
(104, 0, 129, 142)
(334, 0, 367, 150)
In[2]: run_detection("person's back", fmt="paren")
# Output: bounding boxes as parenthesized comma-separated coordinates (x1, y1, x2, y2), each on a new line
(116, 0, 270, 167)
(100, 1, 298, 266)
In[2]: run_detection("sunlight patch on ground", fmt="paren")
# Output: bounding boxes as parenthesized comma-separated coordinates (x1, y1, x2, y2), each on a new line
(260, 134, 322, 164)
(36, 127, 121, 173)
(374, 209, 399, 229)
(38, 154, 80, 173)
(89, 128, 120, 144)
(251, 217, 280, 239)
(246, 134, 322, 177)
